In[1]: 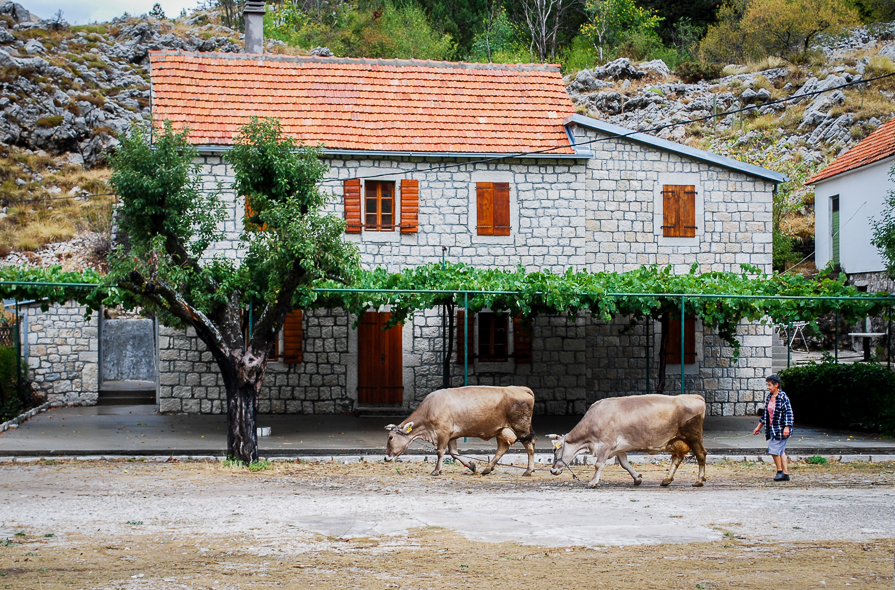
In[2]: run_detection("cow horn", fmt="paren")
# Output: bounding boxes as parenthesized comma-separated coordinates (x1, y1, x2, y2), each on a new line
(402, 422, 414, 433)
(385, 424, 396, 430)
(546, 434, 560, 440)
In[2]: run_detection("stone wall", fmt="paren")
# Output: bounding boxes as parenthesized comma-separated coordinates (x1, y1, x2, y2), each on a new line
(158, 308, 352, 414)
(150, 145, 777, 416)
(24, 301, 98, 405)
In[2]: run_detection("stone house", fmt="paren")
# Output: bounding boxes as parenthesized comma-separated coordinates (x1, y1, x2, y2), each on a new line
(137, 47, 785, 418)
(808, 116, 895, 293)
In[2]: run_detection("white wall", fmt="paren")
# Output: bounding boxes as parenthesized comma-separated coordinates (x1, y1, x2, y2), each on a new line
(814, 156, 895, 274)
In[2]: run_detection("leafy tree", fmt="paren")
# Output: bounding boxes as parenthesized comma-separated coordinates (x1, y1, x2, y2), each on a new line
(108, 119, 360, 463)
(149, 3, 166, 19)
(871, 164, 895, 280)
(580, 0, 663, 62)
(701, 0, 859, 62)
(470, 4, 527, 63)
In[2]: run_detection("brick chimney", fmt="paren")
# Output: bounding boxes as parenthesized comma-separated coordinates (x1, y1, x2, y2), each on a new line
(243, 1, 265, 55)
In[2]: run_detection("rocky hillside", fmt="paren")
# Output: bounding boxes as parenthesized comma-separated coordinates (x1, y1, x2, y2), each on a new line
(1, 0, 894, 272)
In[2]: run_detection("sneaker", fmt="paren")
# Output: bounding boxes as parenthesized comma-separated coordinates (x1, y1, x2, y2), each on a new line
(774, 472, 791, 481)
(780, 474, 791, 481)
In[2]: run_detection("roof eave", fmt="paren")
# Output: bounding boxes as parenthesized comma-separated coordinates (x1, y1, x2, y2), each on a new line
(193, 145, 593, 160)
(807, 153, 895, 185)
(564, 114, 788, 184)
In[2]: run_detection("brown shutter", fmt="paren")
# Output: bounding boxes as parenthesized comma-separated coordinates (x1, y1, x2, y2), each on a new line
(513, 315, 532, 363)
(344, 178, 362, 233)
(476, 182, 493, 235)
(662, 185, 681, 237)
(666, 314, 696, 365)
(400, 179, 419, 233)
(283, 310, 303, 364)
(456, 310, 475, 363)
(244, 195, 265, 231)
(681, 185, 697, 238)
(662, 185, 697, 238)
(493, 182, 510, 236)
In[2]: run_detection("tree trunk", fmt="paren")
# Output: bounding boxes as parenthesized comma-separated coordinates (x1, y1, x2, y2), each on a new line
(219, 350, 267, 463)
(443, 302, 455, 388)
(655, 314, 669, 394)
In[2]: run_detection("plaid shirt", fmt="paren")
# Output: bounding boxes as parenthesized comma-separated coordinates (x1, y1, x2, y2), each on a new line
(760, 390, 794, 440)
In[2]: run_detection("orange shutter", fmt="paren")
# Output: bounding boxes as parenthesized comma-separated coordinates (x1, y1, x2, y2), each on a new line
(493, 182, 511, 236)
(665, 314, 696, 364)
(283, 310, 303, 364)
(476, 182, 493, 235)
(456, 310, 475, 363)
(662, 185, 696, 238)
(400, 179, 419, 233)
(244, 195, 265, 231)
(513, 315, 532, 363)
(344, 179, 362, 234)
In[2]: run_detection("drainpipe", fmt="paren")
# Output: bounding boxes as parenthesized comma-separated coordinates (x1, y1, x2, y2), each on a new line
(243, 1, 265, 55)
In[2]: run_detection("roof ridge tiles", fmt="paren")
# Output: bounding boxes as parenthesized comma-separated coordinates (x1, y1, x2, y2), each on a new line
(149, 50, 562, 72)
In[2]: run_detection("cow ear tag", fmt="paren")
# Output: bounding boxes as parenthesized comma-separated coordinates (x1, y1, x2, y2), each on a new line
(407, 427, 412, 433)
(553, 442, 561, 449)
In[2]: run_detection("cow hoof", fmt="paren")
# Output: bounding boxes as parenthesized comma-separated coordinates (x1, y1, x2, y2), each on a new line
(468, 461, 476, 474)
(660, 478, 673, 487)
(430, 470, 441, 476)
(522, 471, 533, 477)
(585, 481, 602, 489)
(692, 481, 704, 488)
(633, 477, 642, 486)
(481, 467, 492, 476)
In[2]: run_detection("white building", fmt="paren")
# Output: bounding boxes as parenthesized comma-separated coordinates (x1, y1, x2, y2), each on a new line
(809, 117, 895, 292)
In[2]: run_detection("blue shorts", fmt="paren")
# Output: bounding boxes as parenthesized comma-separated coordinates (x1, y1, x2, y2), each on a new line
(768, 437, 788, 456)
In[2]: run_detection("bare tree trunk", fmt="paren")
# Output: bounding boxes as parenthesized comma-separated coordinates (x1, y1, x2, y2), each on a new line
(219, 350, 267, 463)
(655, 314, 669, 394)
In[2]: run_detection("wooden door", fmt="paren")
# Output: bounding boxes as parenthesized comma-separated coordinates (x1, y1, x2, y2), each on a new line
(358, 312, 403, 404)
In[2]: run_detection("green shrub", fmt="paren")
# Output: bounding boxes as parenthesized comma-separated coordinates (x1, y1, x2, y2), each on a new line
(780, 360, 895, 434)
(773, 228, 799, 272)
(676, 60, 723, 83)
(0, 346, 22, 423)
(805, 455, 828, 464)
(35, 116, 63, 128)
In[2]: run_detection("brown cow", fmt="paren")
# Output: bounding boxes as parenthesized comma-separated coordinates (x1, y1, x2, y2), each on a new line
(385, 386, 536, 476)
(548, 394, 707, 488)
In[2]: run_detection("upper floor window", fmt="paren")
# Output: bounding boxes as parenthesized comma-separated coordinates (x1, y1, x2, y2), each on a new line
(476, 182, 511, 236)
(344, 178, 418, 234)
(661, 184, 697, 238)
(365, 181, 395, 231)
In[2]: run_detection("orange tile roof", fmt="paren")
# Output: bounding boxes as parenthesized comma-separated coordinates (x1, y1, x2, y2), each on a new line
(149, 52, 577, 155)
(807, 117, 895, 184)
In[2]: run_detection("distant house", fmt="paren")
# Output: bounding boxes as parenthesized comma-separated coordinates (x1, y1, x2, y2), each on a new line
(808, 117, 895, 292)
(138, 46, 786, 418)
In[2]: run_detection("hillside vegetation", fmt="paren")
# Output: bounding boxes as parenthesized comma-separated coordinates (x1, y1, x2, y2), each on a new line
(1, 0, 894, 274)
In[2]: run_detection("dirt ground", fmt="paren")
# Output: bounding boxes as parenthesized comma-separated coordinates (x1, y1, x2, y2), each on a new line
(1, 459, 894, 590)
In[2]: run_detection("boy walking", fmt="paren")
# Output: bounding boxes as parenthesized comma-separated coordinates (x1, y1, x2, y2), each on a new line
(752, 374, 794, 481)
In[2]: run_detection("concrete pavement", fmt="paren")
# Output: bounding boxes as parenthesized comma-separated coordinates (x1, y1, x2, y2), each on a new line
(1, 404, 894, 459)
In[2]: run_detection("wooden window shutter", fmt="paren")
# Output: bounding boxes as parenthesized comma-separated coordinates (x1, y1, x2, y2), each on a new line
(282, 310, 303, 364)
(665, 314, 696, 365)
(662, 185, 696, 238)
(456, 310, 475, 363)
(512, 315, 532, 363)
(344, 178, 362, 233)
(493, 182, 510, 236)
(400, 179, 419, 233)
(244, 195, 265, 231)
(476, 182, 493, 235)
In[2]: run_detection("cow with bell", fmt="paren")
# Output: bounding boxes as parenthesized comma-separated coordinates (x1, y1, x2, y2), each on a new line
(549, 394, 708, 488)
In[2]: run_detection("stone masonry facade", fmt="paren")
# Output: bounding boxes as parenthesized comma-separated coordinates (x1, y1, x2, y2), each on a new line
(151, 134, 776, 417)
(24, 301, 98, 405)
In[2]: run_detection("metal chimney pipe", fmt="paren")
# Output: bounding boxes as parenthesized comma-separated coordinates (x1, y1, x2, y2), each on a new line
(243, 1, 265, 55)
